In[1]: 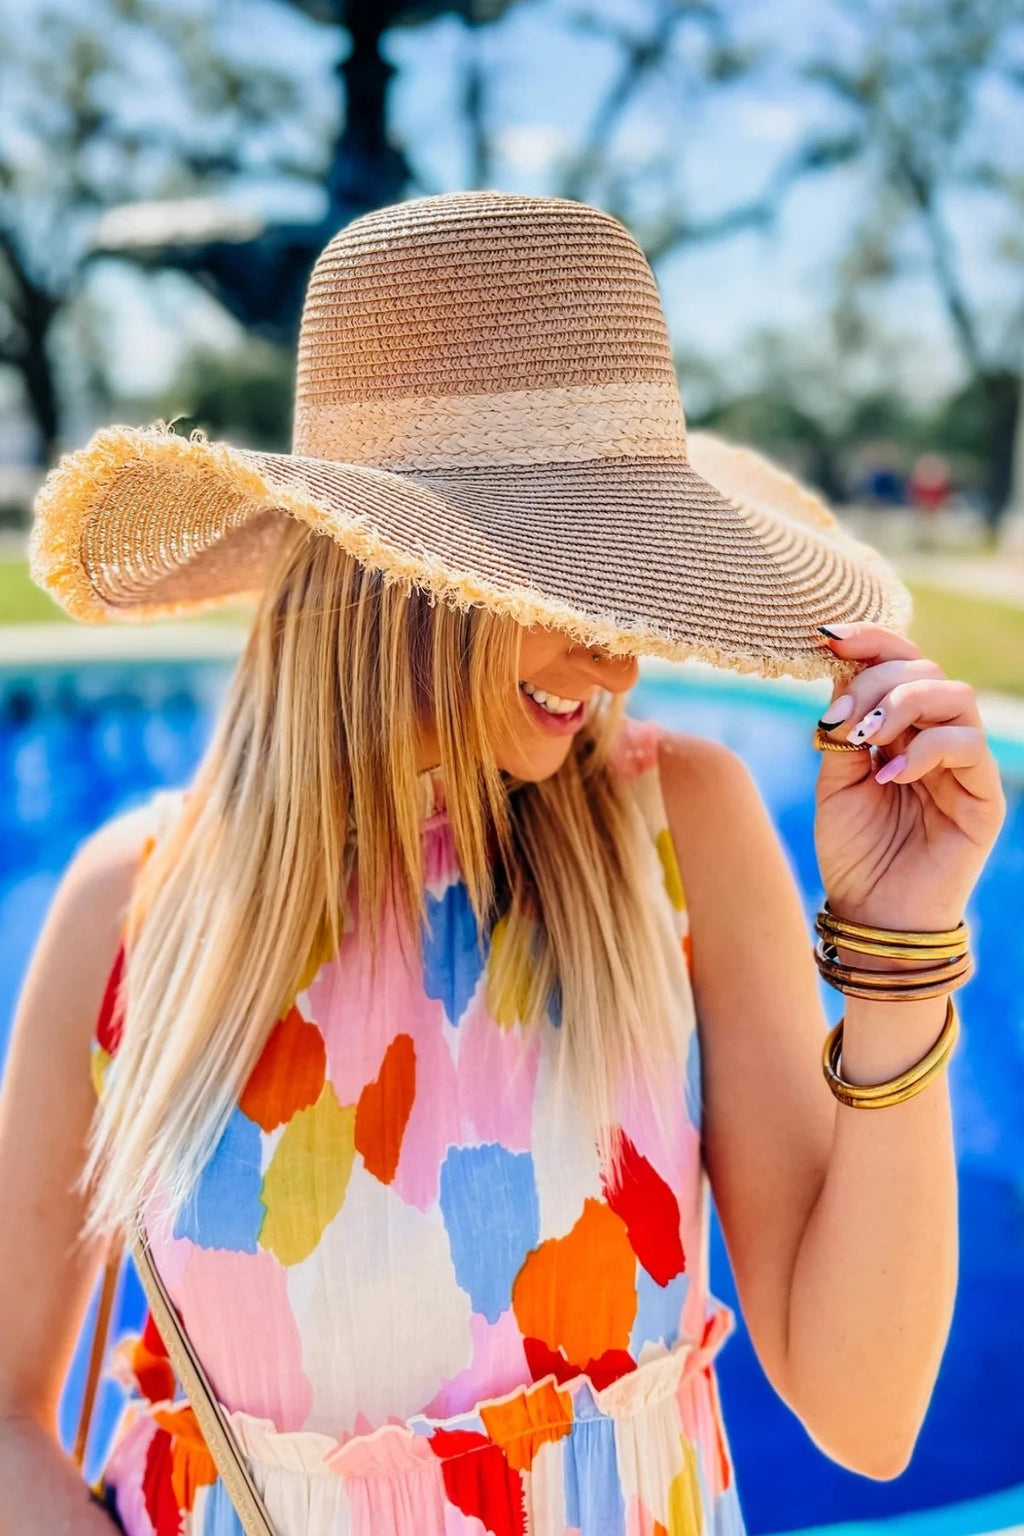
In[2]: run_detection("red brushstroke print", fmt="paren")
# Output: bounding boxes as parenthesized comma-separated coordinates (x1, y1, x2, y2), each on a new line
(601, 1132, 686, 1285)
(96, 943, 126, 1057)
(141, 1427, 181, 1535)
(429, 1427, 526, 1536)
(354, 1032, 416, 1184)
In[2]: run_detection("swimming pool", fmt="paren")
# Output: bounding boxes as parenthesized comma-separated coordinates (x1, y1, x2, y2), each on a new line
(1, 645, 1022, 1535)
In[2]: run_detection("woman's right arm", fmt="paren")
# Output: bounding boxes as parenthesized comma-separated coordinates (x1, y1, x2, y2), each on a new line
(0, 803, 157, 1533)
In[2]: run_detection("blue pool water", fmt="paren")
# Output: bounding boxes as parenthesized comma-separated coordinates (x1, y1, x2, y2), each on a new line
(1, 655, 1022, 1534)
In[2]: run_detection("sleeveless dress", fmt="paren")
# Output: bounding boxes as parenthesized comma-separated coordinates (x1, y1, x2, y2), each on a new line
(89, 716, 747, 1536)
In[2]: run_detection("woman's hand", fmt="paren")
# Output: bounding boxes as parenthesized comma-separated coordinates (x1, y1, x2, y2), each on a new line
(813, 621, 1006, 933)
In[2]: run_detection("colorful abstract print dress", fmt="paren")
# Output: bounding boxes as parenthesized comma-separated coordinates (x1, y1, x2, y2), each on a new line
(90, 717, 746, 1536)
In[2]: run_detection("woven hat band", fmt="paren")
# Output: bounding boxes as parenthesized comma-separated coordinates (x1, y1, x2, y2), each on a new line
(292, 381, 688, 470)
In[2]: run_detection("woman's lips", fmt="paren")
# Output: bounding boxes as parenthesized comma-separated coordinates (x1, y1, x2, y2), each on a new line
(520, 689, 586, 736)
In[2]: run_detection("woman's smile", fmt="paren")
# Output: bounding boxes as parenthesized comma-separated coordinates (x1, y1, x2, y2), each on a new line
(518, 679, 588, 735)
(496, 630, 639, 775)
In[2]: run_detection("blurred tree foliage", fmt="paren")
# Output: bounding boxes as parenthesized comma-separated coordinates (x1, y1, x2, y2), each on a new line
(5, 0, 1024, 527)
(0, 0, 305, 463)
(783, 0, 1024, 523)
(459, 0, 777, 256)
(687, 317, 993, 507)
(159, 340, 296, 450)
(694, 376, 992, 508)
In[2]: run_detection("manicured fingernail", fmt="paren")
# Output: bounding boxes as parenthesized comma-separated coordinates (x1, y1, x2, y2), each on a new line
(818, 694, 854, 729)
(875, 753, 907, 785)
(818, 623, 856, 639)
(848, 706, 885, 745)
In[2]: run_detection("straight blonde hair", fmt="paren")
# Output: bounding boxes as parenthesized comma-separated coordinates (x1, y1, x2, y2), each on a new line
(78, 520, 686, 1246)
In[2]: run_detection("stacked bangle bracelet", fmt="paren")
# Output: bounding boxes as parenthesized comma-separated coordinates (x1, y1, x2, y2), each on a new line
(813, 901, 970, 1108)
(814, 902, 973, 1002)
(823, 996, 959, 1108)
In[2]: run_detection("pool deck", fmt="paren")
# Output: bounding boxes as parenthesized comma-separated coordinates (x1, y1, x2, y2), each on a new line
(0, 620, 248, 664)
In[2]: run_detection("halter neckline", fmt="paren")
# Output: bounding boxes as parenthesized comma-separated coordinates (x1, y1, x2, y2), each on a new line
(417, 764, 447, 822)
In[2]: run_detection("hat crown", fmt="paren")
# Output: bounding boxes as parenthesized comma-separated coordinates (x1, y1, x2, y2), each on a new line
(291, 192, 686, 470)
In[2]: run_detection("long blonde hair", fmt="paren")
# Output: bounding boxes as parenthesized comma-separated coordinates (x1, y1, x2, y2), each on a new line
(79, 520, 686, 1245)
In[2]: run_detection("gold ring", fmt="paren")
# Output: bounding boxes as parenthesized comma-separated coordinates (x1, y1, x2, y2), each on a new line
(813, 726, 872, 753)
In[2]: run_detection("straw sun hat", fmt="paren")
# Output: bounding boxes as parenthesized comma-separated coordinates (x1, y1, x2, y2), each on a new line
(29, 191, 910, 681)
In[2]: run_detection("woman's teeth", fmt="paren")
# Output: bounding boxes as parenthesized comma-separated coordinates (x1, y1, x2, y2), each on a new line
(520, 681, 583, 716)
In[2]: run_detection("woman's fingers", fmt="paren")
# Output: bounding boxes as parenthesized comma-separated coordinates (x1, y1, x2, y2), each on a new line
(872, 723, 999, 802)
(819, 621, 922, 665)
(819, 658, 946, 732)
(843, 678, 983, 748)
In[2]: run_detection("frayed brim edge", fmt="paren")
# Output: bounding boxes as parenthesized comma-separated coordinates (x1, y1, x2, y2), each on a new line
(28, 420, 913, 686)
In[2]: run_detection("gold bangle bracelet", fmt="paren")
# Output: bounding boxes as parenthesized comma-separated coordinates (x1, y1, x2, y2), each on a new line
(814, 940, 974, 993)
(816, 931, 969, 962)
(816, 912, 970, 959)
(821, 980, 971, 1003)
(815, 968, 974, 1004)
(810, 958, 976, 1007)
(822, 997, 959, 1108)
(812, 727, 873, 753)
(818, 902, 969, 949)
(816, 927, 970, 964)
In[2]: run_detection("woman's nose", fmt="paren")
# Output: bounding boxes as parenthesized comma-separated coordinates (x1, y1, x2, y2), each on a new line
(575, 645, 639, 694)
(601, 654, 640, 694)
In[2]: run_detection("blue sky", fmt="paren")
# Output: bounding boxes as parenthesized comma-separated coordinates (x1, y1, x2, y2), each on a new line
(27, 0, 1024, 418)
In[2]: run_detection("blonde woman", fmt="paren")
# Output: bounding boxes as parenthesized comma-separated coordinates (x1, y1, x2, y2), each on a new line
(0, 194, 1005, 1536)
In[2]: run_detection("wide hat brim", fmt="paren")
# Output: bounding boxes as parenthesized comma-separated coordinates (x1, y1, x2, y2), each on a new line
(28, 419, 911, 683)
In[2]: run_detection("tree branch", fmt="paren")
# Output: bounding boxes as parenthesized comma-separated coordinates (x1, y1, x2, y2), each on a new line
(559, 4, 691, 204)
(635, 128, 861, 264)
(897, 150, 987, 375)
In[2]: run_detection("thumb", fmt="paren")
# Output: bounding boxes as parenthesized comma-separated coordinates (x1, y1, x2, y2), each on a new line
(815, 687, 874, 788)
(816, 736, 875, 791)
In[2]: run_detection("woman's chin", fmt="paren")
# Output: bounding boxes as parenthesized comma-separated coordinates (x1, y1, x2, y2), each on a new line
(499, 734, 575, 785)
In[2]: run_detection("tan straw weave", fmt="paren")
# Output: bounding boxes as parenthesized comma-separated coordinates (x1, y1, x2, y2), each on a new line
(29, 191, 911, 680)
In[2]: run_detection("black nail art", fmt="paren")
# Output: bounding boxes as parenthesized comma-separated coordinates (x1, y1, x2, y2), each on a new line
(816, 716, 842, 731)
(817, 625, 843, 639)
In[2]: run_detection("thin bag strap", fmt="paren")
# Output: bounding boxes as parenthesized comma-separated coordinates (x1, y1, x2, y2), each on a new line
(73, 789, 273, 1527)
(73, 1231, 126, 1471)
(72, 1227, 276, 1535)
(131, 1231, 277, 1536)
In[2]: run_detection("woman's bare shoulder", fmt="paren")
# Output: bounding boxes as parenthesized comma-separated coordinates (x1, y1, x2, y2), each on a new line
(73, 795, 169, 877)
(61, 799, 167, 937)
(0, 797, 174, 1419)
(656, 727, 760, 830)
(28, 796, 171, 1032)
(655, 727, 787, 924)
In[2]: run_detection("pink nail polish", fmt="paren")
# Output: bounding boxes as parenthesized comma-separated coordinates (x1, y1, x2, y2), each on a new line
(849, 706, 884, 745)
(818, 693, 854, 729)
(875, 754, 906, 785)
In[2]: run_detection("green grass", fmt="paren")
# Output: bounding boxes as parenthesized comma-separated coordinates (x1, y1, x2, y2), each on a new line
(904, 581, 1024, 698)
(2, 557, 1024, 697)
(0, 557, 71, 624)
